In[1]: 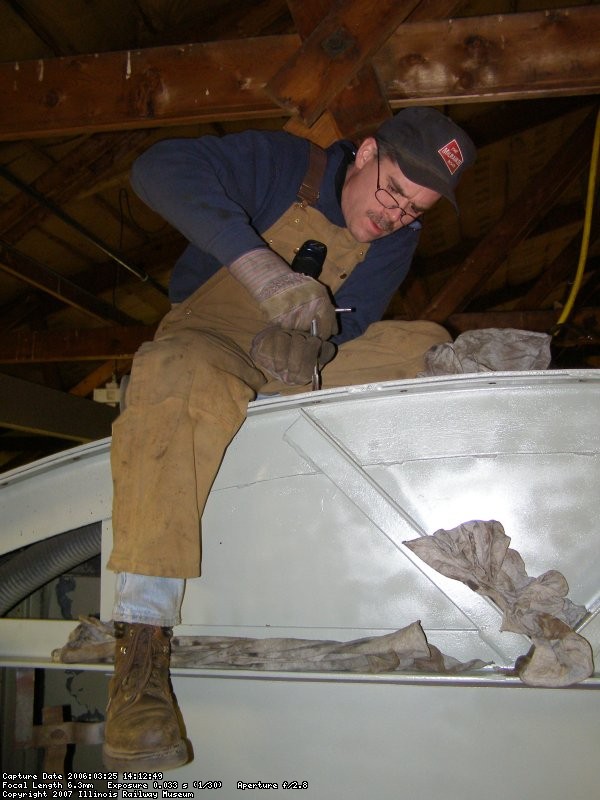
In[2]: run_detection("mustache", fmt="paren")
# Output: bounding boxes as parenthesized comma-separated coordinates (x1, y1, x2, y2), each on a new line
(367, 211, 394, 233)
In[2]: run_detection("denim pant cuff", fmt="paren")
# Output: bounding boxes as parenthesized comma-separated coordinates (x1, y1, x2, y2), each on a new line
(112, 572, 185, 628)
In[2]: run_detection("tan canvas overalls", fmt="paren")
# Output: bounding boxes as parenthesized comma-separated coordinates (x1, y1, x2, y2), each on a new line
(108, 145, 450, 578)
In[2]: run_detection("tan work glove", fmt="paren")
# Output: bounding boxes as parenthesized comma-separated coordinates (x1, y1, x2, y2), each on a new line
(229, 248, 338, 340)
(251, 326, 336, 386)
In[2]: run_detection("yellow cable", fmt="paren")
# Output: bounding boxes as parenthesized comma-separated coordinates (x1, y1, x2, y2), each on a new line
(554, 108, 600, 331)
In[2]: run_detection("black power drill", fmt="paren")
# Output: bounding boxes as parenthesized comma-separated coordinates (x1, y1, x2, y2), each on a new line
(290, 239, 327, 279)
(290, 239, 327, 389)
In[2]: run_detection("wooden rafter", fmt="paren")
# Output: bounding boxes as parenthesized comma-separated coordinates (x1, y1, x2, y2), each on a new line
(282, 0, 395, 144)
(0, 245, 136, 325)
(266, 0, 424, 127)
(0, 324, 157, 364)
(422, 110, 598, 323)
(69, 361, 132, 398)
(514, 226, 600, 312)
(0, 6, 597, 140)
(0, 372, 117, 440)
(448, 308, 600, 346)
(274, 0, 469, 139)
(0, 130, 154, 242)
(0, 130, 181, 331)
(375, 6, 600, 105)
(0, 129, 156, 323)
(2, 301, 600, 365)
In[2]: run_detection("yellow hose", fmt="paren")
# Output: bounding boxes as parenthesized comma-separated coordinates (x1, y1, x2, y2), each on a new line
(554, 108, 600, 331)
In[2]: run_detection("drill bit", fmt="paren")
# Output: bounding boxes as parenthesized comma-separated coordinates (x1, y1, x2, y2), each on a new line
(310, 319, 321, 391)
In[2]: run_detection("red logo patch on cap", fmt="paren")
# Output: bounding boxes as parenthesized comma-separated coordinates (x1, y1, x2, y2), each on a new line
(438, 139, 463, 175)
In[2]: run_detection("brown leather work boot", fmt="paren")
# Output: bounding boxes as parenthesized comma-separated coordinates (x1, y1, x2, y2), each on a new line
(102, 622, 188, 771)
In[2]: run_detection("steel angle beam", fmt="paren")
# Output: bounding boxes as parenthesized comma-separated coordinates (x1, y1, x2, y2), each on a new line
(284, 409, 529, 663)
(575, 590, 600, 663)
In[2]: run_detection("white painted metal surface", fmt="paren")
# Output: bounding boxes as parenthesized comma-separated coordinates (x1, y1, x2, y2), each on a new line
(1, 370, 599, 796)
(150, 369, 600, 666)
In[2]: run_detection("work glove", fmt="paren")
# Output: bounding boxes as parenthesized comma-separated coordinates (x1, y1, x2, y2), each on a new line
(229, 248, 338, 340)
(250, 326, 336, 386)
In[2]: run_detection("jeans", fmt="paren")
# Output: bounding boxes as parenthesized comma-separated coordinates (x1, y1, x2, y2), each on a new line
(113, 572, 185, 628)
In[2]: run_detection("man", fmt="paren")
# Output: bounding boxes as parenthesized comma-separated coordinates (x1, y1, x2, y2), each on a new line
(102, 107, 476, 770)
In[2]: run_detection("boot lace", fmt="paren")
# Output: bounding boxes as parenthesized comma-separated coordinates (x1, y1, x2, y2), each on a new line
(117, 625, 170, 702)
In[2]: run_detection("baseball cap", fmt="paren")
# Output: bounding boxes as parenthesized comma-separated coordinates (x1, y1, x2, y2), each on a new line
(376, 107, 476, 211)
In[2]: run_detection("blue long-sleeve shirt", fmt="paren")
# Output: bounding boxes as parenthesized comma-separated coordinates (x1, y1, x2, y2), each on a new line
(130, 129, 421, 345)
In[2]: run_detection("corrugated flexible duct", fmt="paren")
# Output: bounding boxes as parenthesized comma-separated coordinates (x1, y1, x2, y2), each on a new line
(0, 523, 101, 616)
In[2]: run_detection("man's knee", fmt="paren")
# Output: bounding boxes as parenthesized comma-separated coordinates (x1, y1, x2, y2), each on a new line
(320, 319, 453, 388)
(361, 319, 451, 347)
(124, 329, 263, 412)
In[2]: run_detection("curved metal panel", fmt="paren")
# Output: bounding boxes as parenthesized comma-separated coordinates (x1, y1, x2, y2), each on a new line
(1, 370, 599, 670)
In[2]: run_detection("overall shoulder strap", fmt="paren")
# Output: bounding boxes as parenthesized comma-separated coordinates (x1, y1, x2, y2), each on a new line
(297, 142, 327, 207)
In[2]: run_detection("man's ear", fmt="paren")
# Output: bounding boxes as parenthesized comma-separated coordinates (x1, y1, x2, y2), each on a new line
(354, 137, 378, 169)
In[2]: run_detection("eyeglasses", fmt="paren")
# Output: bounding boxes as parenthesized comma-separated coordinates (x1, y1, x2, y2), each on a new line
(375, 149, 421, 223)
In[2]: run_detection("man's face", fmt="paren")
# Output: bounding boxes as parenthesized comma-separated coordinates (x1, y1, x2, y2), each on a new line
(341, 137, 442, 243)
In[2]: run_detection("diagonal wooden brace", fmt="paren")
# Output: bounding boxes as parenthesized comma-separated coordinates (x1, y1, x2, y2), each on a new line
(279, 0, 468, 145)
(266, 0, 422, 127)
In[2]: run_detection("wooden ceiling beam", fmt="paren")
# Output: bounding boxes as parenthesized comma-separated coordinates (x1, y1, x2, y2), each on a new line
(376, 5, 600, 106)
(447, 307, 600, 347)
(326, 0, 468, 143)
(441, 212, 595, 313)
(282, 1, 344, 146)
(142, 0, 294, 45)
(0, 130, 154, 242)
(4, 303, 600, 365)
(0, 6, 598, 140)
(0, 244, 136, 325)
(513, 224, 600, 311)
(0, 128, 163, 325)
(0, 324, 157, 364)
(512, 245, 587, 313)
(464, 97, 597, 149)
(408, 197, 591, 293)
(0, 372, 116, 441)
(0, 229, 179, 332)
(69, 360, 131, 398)
(448, 309, 557, 334)
(422, 110, 598, 323)
(283, 0, 468, 144)
(266, 0, 423, 127)
(282, 0, 394, 145)
(0, 292, 44, 334)
(5, 0, 75, 56)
